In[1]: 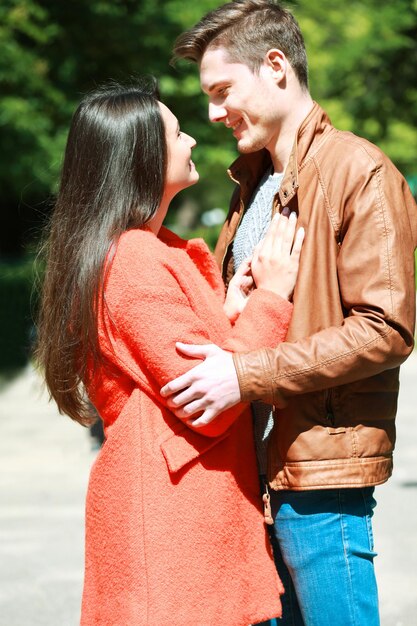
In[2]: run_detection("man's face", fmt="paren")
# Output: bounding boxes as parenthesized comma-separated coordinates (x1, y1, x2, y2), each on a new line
(200, 46, 282, 155)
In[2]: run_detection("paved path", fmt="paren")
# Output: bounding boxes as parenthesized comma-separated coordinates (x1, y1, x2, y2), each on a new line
(0, 367, 94, 626)
(0, 354, 416, 626)
(373, 351, 417, 626)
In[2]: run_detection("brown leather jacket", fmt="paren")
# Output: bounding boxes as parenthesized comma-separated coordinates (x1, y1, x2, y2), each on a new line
(215, 102, 417, 491)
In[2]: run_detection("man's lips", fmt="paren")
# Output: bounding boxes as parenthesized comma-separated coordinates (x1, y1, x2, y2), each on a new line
(230, 119, 243, 136)
(226, 118, 243, 131)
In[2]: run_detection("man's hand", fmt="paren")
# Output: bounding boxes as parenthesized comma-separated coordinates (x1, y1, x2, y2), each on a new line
(160, 343, 241, 428)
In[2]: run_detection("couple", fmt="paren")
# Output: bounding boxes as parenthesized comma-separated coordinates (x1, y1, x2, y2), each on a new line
(36, 1, 417, 625)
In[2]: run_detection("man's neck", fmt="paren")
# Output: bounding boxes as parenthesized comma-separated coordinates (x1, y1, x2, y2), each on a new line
(270, 93, 314, 174)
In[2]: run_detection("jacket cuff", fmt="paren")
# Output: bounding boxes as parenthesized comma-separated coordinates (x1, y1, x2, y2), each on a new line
(232, 349, 288, 407)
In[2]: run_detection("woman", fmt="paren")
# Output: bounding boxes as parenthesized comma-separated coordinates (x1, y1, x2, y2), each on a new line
(36, 80, 304, 625)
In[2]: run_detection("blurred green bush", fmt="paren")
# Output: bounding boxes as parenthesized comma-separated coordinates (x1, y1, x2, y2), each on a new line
(0, 257, 37, 371)
(1, 241, 416, 377)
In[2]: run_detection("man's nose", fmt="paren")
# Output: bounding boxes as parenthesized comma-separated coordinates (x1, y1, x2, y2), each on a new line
(208, 102, 227, 123)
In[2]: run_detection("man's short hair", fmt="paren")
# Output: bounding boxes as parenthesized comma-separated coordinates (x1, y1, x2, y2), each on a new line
(173, 0, 308, 89)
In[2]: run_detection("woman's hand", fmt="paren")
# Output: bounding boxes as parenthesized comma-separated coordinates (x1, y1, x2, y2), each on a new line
(223, 257, 254, 323)
(251, 210, 304, 300)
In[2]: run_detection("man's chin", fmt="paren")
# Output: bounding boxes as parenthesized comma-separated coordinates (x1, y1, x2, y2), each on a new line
(237, 139, 264, 154)
(237, 143, 253, 154)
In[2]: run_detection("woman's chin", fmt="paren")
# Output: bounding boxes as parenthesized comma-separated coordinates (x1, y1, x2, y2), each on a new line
(186, 171, 200, 188)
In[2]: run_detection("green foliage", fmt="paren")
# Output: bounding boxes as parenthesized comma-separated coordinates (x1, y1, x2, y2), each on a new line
(293, 0, 417, 177)
(184, 224, 223, 252)
(1, 0, 416, 372)
(1, 0, 416, 257)
(0, 257, 37, 370)
(0, 1, 65, 197)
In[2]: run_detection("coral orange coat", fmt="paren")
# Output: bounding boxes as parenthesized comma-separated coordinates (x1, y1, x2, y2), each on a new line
(81, 227, 292, 626)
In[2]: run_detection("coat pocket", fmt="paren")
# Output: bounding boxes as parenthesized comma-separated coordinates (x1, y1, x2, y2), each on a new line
(158, 424, 229, 474)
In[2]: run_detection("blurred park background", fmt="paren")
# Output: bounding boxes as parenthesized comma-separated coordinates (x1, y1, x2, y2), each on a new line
(1, 2, 417, 625)
(1, 0, 417, 379)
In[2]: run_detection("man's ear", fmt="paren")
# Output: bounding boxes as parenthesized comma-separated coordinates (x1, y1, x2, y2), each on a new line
(263, 48, 287, 83)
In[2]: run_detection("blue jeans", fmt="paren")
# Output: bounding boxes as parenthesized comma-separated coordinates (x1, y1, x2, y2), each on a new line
(257, 487, 379, 626)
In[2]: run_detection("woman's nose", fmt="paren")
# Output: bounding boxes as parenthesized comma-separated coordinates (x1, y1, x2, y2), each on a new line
(186, 133, 197, 148)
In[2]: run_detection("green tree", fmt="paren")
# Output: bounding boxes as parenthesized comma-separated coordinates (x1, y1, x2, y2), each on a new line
(1, 0, 416, 371)
(293, 0, 417, 176)
(0, 0, 65, 255)
(1, 0, 416, 257)
(0, 0, 232, 256)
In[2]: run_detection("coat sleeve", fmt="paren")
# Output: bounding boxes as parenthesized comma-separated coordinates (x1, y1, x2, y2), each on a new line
(234, 159, 416, 406)
(102, 233, 292, 437)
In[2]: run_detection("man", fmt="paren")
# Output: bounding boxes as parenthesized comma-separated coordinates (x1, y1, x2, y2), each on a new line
(161, 1, 417, 624)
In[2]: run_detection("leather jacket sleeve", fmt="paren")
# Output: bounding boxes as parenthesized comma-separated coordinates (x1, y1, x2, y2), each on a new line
(233, 159, 417, 407)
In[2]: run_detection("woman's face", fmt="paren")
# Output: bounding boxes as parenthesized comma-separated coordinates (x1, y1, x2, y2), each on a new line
(159, 102, 199, 199)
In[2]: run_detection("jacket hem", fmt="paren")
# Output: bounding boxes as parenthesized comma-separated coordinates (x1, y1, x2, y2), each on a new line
(269, 456, 392, 490)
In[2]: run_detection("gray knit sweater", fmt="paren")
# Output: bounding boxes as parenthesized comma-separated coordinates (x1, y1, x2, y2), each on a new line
(233, 168, 283, 475)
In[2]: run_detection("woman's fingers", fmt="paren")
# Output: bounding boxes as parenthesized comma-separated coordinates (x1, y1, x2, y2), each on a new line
(251, 238, 263, 269)
(258, 209, 297, 261)
(235, 257, 252, 278)
(250, 208, 305, 299)
(240, 275, 254, 290)
(292, 226, 305, 258)
(262, 212, 280, 244)
(281, 211, 298, 256)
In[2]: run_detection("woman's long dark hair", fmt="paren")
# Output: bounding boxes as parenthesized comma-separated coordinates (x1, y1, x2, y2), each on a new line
(35, 79, 167, 425)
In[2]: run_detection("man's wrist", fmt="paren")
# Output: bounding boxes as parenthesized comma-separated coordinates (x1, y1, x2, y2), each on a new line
(233, 348, 286, 407)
